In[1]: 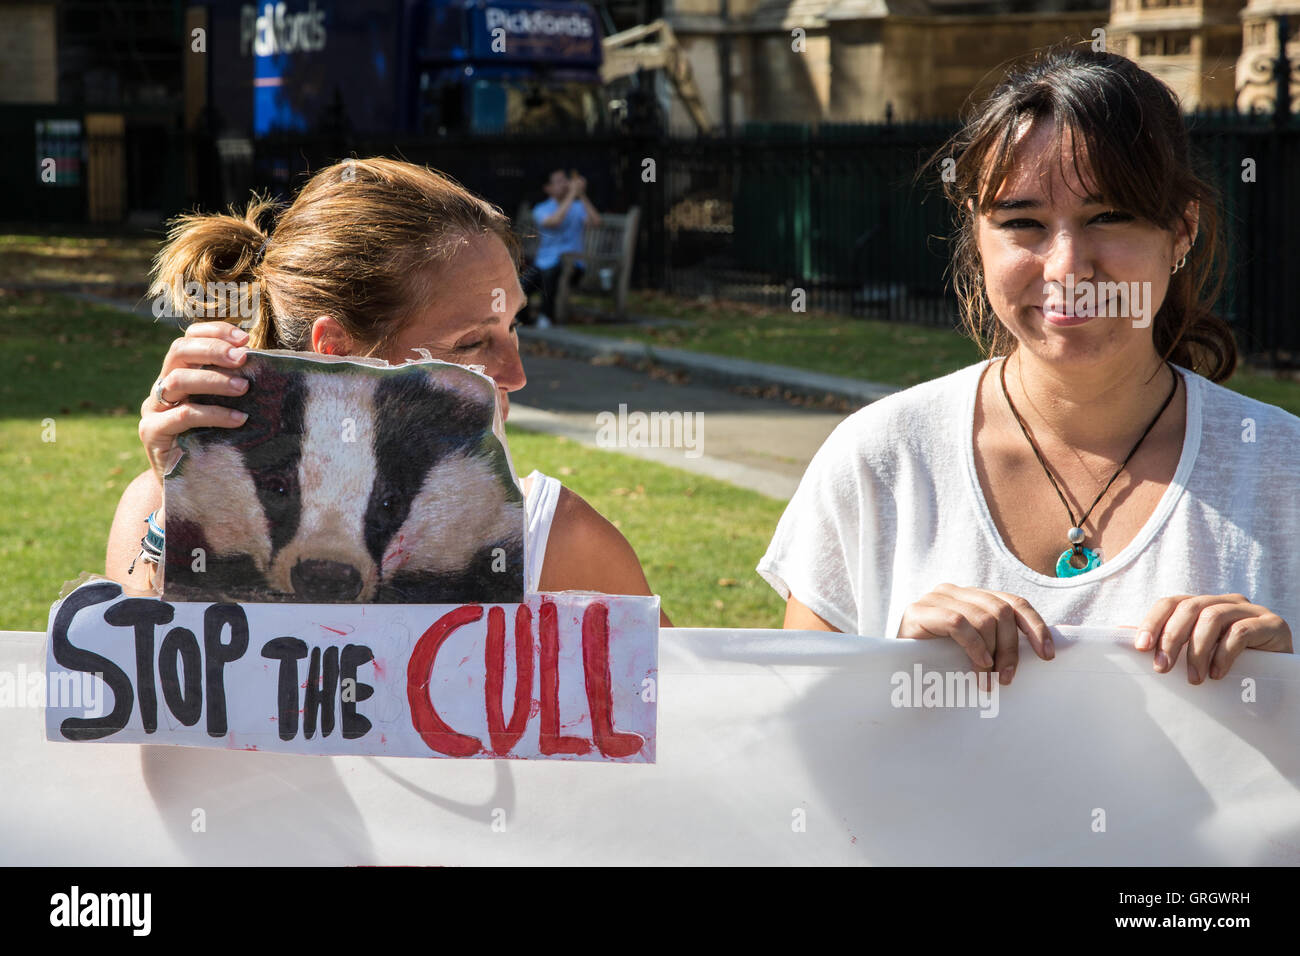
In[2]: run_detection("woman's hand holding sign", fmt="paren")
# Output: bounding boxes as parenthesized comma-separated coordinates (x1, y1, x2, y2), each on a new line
(895, 587, 1292, 686)
(112, 321, 254, 591)
(140, 321, 251, 492)
(896, 583, 1055, 686)
(1133, 593, 1293, 683)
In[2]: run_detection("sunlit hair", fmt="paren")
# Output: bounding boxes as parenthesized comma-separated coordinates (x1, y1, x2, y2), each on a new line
(924, 45, 1235, 382)
(148, 157, 521, 357)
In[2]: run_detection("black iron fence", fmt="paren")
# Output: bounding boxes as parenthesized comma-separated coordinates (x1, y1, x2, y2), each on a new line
(646, 121, 962, 329)
(644, 113, 1300, 359)
(5, 105, 1298, 362)
(206, 130, 637, 232)
(1187, 109, 1300, 359)
(204, 112, 1300, 362)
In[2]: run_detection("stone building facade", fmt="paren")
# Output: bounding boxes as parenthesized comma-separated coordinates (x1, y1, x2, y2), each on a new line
(665, 0, 1300, 129)
(1235, 0, 1300, 112)
(0, 3, 57, 104)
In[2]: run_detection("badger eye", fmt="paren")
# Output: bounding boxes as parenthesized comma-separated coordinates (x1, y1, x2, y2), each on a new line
(380, 498, 393, 511)
(257, 469, 294, 498)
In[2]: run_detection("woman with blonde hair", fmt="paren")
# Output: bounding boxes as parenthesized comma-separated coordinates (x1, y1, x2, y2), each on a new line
(759, 47, 1296, 682)
(106, 157, 670, 625)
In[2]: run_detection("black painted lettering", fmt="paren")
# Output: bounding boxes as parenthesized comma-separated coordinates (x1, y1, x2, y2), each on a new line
(203, 604, 249, 737)
(50, 583, 134, 741)
(158, 626, 202, 726)
(340, 644, 375, 739)
(261, 637, 307, 741)
(303, 645, 339, 739)
(103, 599, 175, 733)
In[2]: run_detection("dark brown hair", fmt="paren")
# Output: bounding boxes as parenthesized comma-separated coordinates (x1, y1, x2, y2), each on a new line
(925, 46, 1236, 382)
(149, 157, 521, 357)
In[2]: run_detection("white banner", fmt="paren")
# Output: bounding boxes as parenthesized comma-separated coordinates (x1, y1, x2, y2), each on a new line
(3, 613, 1298, 864)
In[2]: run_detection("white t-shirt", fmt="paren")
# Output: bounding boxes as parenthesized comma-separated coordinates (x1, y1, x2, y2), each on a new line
(758, 358, 1300, 639)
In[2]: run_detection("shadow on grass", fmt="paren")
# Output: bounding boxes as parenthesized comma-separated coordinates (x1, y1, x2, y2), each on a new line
(0, 289, 175, 420)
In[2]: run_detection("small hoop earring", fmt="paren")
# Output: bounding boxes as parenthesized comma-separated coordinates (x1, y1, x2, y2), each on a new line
(1171, 253, 1188, 275)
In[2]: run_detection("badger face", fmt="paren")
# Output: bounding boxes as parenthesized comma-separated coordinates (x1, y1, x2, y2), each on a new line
(163, 354, 524, 604)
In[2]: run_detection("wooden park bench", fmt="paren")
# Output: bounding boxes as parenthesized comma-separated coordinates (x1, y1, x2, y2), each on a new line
(515, 200, 640, 322)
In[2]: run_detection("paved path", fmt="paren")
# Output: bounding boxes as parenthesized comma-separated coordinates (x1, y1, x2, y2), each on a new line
(511, 353, 849, 500)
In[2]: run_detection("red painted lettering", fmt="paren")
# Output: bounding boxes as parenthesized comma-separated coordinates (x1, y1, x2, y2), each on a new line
(538, 600, 591, 756)
(407, 605, 484, 757)
(485, 605, 534, 756)
(582, 602, 644, 758)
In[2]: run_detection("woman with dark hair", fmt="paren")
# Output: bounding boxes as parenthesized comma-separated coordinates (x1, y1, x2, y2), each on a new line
(758, 47, 1296, 683)
(105, 157, 670, 626)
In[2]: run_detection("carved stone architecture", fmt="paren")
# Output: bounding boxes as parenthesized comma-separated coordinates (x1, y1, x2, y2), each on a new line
(1235, 1, 1300, 112)
(664, 0, 1300, 128)
(1106, 0, 1244, 110)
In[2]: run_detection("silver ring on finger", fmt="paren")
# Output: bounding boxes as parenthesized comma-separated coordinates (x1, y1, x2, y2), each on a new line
(153, 378, 181, 409)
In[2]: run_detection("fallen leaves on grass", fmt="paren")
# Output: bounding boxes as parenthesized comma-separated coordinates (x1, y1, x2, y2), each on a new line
(646, 366, 690, 385)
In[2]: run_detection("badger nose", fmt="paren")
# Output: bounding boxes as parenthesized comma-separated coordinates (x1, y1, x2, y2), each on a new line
(291, 559, 363, 602)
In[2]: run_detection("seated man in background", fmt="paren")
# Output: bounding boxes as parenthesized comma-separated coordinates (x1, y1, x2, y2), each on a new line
(525, 168, 601, 327)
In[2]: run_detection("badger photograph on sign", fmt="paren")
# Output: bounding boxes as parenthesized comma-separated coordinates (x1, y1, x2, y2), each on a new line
(162, 351, 525, 605)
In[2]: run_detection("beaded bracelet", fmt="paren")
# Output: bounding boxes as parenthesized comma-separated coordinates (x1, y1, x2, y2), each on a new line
(127, 511, 164, 575)
(144, 510, 165, 552)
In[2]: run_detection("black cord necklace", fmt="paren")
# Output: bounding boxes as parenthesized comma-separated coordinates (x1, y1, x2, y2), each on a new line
(999, 353, 1178, 577)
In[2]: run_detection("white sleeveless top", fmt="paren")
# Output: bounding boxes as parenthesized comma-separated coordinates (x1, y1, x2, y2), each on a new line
(522, 469, 563, 593)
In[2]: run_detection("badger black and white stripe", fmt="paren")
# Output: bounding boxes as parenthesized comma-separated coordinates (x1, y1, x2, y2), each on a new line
(163, 352, 525, 604)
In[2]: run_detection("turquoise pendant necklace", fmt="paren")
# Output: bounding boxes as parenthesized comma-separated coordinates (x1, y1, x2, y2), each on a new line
(999, 355, 1178, 579)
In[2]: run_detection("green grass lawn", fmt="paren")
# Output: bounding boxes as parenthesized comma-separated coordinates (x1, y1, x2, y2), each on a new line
(0, 290, 173, 632)
(505, 430, 786, 629)
(0, 289, 785, 633)
(575, 289, 1300, 416)
(575, 290, 987, 388)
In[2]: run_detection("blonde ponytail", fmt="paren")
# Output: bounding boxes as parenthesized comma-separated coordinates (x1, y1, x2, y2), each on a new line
(148, 194, 279, 343)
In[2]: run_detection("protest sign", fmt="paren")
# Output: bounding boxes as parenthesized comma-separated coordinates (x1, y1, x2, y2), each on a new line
(45, 580, 658, 762)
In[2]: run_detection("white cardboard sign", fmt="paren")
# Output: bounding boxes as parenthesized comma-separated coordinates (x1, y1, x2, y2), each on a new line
(45, 581, 658, 762)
